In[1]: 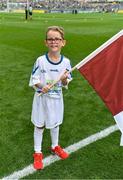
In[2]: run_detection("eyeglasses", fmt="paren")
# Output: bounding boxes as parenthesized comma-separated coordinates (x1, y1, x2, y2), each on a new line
(46, 38, 63, 43)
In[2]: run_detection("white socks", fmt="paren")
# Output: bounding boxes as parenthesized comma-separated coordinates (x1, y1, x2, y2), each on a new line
(50, 126, 59, 149)
(34, 126, 44, 153)
(34, 126, 59, 152)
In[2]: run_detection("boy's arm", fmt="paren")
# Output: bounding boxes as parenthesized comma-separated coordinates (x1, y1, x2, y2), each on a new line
(61, 59, 73, 86)
(35, 83, 52, 94)
(60, 71, 70, 86)
(29, 59, 51, 94)
(35, 83, 42, 89)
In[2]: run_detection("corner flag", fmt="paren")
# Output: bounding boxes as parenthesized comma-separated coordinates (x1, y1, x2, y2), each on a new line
(75, 30, 123, 145)
(37, 30, 123, 145)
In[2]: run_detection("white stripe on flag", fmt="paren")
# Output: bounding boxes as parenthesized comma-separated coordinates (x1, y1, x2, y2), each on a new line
(76, 30, 123, 69)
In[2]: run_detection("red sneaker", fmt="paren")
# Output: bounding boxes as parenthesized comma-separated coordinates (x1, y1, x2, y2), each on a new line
(51, 145, 69, 159)
(33, 153, 43, 170)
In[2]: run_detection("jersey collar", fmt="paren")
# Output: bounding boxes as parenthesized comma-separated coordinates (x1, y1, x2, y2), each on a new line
(45, 53, 63, 65)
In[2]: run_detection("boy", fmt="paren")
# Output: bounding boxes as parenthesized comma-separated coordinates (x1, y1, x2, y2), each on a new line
(29, 26, 72, 170)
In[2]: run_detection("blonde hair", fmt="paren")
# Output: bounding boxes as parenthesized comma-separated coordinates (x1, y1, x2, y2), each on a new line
(46, 26, 64, 39)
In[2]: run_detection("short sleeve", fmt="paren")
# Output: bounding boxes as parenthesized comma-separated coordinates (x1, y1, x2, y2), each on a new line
(66, 60, 73, 81)
(29, 58, 41, 87)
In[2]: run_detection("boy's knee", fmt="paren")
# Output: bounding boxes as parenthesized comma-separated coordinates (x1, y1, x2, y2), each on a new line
(54, 126, 58, 128)
(36, 126, 45, 129)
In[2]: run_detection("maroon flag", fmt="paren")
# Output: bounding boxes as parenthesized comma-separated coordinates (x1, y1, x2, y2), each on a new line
(76, 30, 123, 145)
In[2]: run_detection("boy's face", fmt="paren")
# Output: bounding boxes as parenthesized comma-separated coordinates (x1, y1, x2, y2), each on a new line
(45, 30, 66, 53)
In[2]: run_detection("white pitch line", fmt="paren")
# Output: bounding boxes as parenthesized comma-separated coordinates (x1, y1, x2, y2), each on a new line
(2, 124, 119, 180)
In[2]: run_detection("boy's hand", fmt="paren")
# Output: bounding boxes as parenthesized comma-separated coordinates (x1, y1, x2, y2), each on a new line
(60, 71, 69, 85)
(41, 84, 52, 93)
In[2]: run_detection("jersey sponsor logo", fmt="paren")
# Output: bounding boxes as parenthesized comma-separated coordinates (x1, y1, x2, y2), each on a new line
(40, 69, 46, 73)
(46, 80, 62, 91)
(50, 69, 59, 72)
(49, 89, 61, 94)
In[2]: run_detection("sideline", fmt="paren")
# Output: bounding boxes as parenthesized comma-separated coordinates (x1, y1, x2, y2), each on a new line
(2, 124, 118, 179)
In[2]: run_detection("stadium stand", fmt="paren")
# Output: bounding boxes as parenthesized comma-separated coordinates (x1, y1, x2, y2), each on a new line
(0, 0, 122, 13)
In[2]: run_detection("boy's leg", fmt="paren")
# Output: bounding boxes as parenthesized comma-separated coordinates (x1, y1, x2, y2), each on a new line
(50, 126, 69, 159)
(33, 126, 44, 170)
(34, 126, 44, 153)
(50, 126, 59, 149)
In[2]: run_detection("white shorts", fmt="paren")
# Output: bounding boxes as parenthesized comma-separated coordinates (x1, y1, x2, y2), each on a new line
(31, 93, 64, 129)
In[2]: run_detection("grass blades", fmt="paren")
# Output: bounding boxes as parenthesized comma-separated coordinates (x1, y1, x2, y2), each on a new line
(0, 12, 123, 178)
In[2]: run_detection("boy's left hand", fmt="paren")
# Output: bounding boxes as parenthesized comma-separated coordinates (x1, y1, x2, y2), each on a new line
(60, 70, 69, 85)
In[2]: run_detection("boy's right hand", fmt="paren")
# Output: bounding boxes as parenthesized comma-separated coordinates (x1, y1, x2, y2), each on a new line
(41, 84, 52, 94)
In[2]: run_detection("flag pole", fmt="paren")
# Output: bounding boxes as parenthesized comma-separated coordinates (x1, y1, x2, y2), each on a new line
(75, 30, 123, 70)
(37, 29, 123, 96)
(37, 65, 77, 96)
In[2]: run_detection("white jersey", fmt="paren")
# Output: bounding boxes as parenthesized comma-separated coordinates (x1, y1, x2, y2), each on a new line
(29, 53, 72, 129)
(29, 53, 72, 98)
(29, 6, 32, 13)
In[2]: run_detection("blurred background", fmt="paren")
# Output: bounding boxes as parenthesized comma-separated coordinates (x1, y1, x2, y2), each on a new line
(0, 0, 123, 14)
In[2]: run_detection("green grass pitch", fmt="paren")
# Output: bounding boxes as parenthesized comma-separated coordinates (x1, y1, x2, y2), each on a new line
(0, 12, 123, 179)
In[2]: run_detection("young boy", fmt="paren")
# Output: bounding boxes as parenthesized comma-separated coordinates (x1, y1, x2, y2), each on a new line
(29, 26, 72, 170)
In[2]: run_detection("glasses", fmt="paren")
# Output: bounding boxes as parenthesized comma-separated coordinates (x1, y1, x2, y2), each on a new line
(46, 38, 63, 43)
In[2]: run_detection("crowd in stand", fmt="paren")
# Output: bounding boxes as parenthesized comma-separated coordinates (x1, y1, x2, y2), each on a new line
(41, 0, 81, 10)
(0, 0, 6, 10)
(0, 0, 120, 12)
(0, 0, 82, 11)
